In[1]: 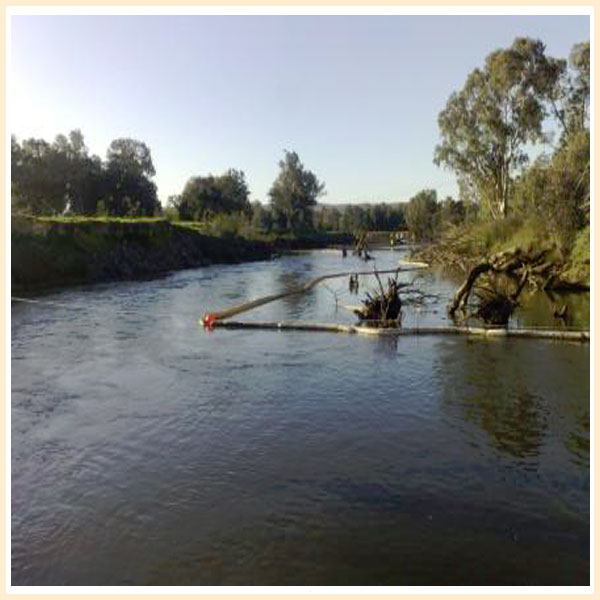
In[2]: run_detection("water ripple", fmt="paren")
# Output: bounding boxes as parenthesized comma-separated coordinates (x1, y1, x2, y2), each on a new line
(11, 249, 590, 585)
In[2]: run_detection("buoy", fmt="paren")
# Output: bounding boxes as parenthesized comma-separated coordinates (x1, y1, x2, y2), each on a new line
(203, 313, 218, 328)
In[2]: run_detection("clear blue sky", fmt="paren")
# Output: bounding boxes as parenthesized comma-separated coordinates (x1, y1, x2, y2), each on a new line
(10, 14, 590, 206)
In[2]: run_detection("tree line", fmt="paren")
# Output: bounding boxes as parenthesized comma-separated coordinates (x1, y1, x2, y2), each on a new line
(377, 37, 589, 245)
(11, 133, 161, 217)
(433, 38, 589, 248)
(167, 150, 326, 236)
(11, 36, 589, 246)
(10, 134, 331, 235)
(10, 129, 460, 238)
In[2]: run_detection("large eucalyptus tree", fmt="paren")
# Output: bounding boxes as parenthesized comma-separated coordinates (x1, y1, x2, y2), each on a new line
(434, 38, 565, 219)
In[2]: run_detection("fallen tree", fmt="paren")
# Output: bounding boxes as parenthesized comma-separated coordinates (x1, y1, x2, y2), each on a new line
(448, 248, 557, 324)
(414, 224, 589, 292)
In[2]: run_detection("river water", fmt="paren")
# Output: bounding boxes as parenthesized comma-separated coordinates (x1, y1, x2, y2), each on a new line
(11, 248, 590, 586)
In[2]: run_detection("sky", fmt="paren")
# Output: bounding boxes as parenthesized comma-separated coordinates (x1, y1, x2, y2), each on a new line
(9, 12, 590, 206)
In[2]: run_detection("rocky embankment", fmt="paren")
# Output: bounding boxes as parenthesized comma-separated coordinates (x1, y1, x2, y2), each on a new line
(11, 216, 351, 292)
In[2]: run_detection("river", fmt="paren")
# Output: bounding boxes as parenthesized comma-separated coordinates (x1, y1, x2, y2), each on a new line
(11, 248, 590, 586)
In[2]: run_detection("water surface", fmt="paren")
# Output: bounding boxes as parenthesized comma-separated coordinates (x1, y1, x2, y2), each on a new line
(11, 249, 590, 586)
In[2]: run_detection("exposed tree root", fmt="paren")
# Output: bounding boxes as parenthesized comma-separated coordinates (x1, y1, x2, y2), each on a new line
(358, 272, 403, 323)
(448, 249, 561, 324)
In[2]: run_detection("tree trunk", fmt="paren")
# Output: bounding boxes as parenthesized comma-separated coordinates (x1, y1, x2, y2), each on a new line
(448, 262, 492, 316)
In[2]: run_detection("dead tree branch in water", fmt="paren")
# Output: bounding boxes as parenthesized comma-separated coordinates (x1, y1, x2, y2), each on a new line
(448, 249, 551, 325)
(353, 231, 373, 260)
(356, 270, 405, 325)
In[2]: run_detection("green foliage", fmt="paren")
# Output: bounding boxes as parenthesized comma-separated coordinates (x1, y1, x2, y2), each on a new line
(96, 200, 108, 217)
(365, 203, 406, 231)
(570, 225, 590, 265)
(163, 205, 180, 222)
(104, 138, 160, 217)
(438, 196, 466, 229)
(251, 201, 274, 233)
(269, 150, 325, 234)
(11, 136, 64, 214)
(431, 214, 525, 259)
(434, 37, 565, 219)
(177, 206, 275, 241)
(176, 170, 251, 221)
(429, 37, 589, 290)
(404, 189, 438, 240)
(556, 42, 590, 139)
(334, 203, 405, 233)
(215, 169, 252, 214)
(200, 212, 254, 238)
(11, 131, 160, 218)
(314, 205, 342, 231)
(11, 130, 104, 215)
(32, 215, 166, 224)
(341, 205, 370, 232)
(559, 225, 590, 287)
(513, 129, 589, 251)
(106, 138, 155, 178)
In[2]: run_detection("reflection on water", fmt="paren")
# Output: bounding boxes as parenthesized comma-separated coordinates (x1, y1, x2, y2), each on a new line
(435, 337, 589, 469)
(436, 340, 548, 459)
(11, 249, 590, 586)
(515, 289, 591, 330)
(276, 261, 317, 317)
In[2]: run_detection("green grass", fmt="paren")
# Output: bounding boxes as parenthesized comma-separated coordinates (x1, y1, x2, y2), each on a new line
(425, 213, 589, 288)
(30, 215, 168, 224)
(12, 214, 350, 248)
(561, 225, 590, 286)
(437, 215, 561, 259)
(429, 215, 525, 261)
(570, 225, 590, 264)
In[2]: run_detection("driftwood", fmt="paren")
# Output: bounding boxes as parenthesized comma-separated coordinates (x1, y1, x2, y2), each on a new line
(354, 231, 368, 254)
(358, 272, 403, 323)
(353, 231, 373, 260)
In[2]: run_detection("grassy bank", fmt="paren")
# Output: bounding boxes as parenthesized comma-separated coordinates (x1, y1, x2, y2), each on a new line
(417, 216, 590, 290)
(11, 215, 352, 292)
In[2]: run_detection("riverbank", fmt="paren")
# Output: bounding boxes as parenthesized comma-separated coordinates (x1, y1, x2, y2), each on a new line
(11, 216, 353, 292)
(413, 217, 590, 291)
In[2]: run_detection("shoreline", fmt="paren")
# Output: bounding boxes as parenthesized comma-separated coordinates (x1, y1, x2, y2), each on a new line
(11, 215, 353, 293)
